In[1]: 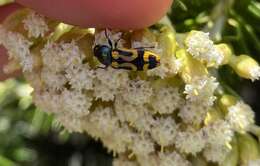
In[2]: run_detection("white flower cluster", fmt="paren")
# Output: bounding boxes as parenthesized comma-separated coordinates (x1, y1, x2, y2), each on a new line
(0, 10, 259, 166)
(0, 26, 33, 72)
(23, 12, 49, 38)
(186, 31, 224, 67)
(226, 101, 255, 132)
(179, 76, 218, 125)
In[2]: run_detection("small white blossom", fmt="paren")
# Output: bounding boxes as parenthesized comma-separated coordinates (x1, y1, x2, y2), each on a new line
(131, 110, 155, 133)
(203, 120, 234, 147)
(41, 41, 84, 72)
(61, 89, 92, 117)
(121, 80, 153, 105)
(159, 151, 191, 166)
(33, 90, 63, 114)
(151, 117, 178, 147)
(102, 124, 134, 153)
(151, 86, 184, 114)
(175, 128, 206, 155)
(0, 26, 33, 72)
(41, 68, 67, 90)
(93, 67, 129, 101)
(114, 98, 154, 131)
(23, 12, 49, 38)
(85, 107, 119, 138)
(249, 66, 260, 81)
(178, 101, 209, 125)
(186, 31, 224, 66)
(184, 76, 218, 106)
(65, 64, 94, 90)
(226, 101, 255, 132)
(203, 145, 231, 164)
(130, 134, 155, 156)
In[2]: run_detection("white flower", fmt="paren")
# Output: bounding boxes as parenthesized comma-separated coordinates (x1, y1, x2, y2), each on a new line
(203, 145, 231, 164)
(61, 89, 92, 117)
(0, 26, 33, 72)
(178, 101, 209, 125)
(151, 117, 178, 147)
(121, 80, 153, 105)
(159, 151, 191, 166)
(249, 66, 260, 81)
(85, 107, 119, 138)
(33, 90, 63, 114)
(175, 128, 206, 155)
(186, 31, 224, 66)
(184, 76, 218, 106)
(65, 64, 94, 90)
(203, 120, 234, 147)
(136, 154, 159, 166)
(93, 67, 129, 101)
(102, 124, 134, 153)
(41, 68, 67, 90)
(23, 12, 49, 38)
(226, 101, 255, 132)
(130, 134, 155, 156)
(151, 86, 184, 114)
(41, 41, 84, 72)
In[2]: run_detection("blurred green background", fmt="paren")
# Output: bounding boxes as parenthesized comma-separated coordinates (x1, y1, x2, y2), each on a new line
(0, 0, 260, 165)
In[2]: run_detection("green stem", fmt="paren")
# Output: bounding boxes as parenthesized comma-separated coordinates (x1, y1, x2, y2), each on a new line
(204, 0, 235, 41)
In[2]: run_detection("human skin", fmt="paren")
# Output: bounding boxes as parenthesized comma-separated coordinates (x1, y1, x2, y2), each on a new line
(0, 0, 173, 79)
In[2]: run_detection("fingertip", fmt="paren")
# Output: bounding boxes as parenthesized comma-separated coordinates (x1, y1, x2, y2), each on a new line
(16, 0, 173, 29)
(0, 3, 22, 22)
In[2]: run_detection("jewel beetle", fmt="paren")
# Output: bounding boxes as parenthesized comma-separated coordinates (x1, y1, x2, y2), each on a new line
(93, 29, 160, 71)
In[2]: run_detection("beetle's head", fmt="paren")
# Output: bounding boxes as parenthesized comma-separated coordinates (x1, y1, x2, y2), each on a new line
(94, 45, 112, 66)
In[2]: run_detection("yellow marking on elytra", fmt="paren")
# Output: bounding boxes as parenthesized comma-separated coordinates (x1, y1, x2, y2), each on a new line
(143, 64, 149, 71)
(111, 61, 119, 68)
(143, 51, 150, 62)
(112, 51, 119, 59)
(117, 48, 138, 61)
(119, 63, 137, 71)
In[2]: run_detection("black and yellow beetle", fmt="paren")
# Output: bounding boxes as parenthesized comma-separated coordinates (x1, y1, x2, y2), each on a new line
(93, 30, 160, 71)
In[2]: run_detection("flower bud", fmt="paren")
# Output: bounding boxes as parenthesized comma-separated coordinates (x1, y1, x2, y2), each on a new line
(218, 94, 237, 114)
(229, 55, 260, 81)
(215, 44, 233, 65)
(176, 49, 208, 83)
(238, 133, 260, 165)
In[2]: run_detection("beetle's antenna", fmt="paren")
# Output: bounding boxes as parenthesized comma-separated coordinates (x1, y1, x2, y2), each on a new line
(134, 46, 155, 50)
(105, 29, 113, 48)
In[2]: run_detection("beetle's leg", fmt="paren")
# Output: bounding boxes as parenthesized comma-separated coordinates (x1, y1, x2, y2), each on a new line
(96, 65, 109, 70)
(105, 29, 113, 48)
(114, 38, 122, 49)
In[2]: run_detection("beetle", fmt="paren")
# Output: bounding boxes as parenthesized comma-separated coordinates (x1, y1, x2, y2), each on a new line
(93, 29, 160, 71)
